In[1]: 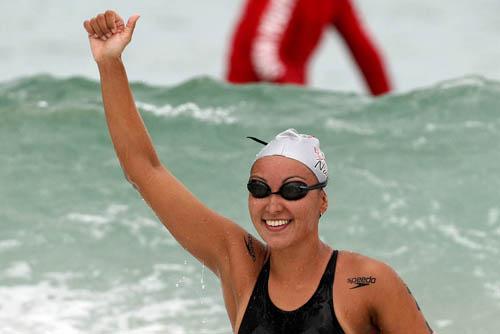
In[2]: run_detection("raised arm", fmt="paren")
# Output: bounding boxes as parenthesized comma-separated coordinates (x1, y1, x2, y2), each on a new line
(334, 0, 392, 96)
(83, 11, 254, 276)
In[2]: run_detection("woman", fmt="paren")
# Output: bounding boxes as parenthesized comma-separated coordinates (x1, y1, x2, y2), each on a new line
(83, 11, 432, 333)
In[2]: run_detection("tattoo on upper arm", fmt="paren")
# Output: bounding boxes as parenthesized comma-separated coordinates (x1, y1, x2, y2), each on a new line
(406, 286, 434, 334)
(347, 276, 377, 289)
(244, 234, 256, 262)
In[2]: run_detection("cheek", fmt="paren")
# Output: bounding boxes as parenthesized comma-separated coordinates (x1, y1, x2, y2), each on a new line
(248, 197, 262, 219)
(295, 197, 321, 219)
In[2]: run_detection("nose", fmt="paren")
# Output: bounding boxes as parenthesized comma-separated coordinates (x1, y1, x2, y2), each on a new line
(265, 194, 284, 214)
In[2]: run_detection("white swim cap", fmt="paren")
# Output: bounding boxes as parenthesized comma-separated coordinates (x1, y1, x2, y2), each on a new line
(252, 129, 328, 183)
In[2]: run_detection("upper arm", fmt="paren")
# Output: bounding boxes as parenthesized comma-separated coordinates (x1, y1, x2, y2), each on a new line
(371, 263, 433, 333)
(131, 164, 249, 276)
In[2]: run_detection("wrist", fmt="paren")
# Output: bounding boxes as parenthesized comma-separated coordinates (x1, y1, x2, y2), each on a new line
(96, 56, 123, 67)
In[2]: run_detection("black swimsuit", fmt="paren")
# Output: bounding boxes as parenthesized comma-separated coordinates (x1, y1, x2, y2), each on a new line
(238, 250, 345, 334)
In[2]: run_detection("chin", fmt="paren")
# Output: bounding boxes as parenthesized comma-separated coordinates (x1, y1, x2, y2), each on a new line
(261, 233, 296, 251)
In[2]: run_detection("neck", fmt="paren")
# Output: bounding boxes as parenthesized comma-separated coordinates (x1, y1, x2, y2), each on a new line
(268, 234, 332, 283)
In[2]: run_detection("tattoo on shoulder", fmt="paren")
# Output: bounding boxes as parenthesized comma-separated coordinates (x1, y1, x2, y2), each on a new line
(347, 276, 377, 289)
(244, 234, 256, 262)
(406, 285, 434, 334)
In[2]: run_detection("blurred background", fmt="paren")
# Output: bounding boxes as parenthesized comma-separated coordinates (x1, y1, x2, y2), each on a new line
(1, 0, 499, 92)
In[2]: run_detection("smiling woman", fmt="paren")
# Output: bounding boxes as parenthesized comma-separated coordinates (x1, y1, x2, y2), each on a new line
(84, 9, 434, 334)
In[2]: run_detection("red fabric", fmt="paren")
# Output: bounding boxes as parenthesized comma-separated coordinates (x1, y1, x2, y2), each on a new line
(226, 0, 391, 96)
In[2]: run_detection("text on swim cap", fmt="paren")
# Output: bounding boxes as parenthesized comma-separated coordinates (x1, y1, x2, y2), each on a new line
(314, 160, 328, 178)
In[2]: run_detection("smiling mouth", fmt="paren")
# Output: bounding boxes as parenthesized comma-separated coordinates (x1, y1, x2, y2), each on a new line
(263, 219, 291, 229)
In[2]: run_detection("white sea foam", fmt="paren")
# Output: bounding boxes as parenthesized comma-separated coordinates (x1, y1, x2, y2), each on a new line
(36, 100, 48, 108)
(412, 219, 428, 230)
(136, 101, 237, 124)
(473, 267, 485, 278)
(3, 262, 32, 279)
(154, 263, 196, 273)
(412, 136, 427, 149)
(485, 282, 500, 300)
(0, 282, 93, 334)
(438, 75, 486, 90)
(488, 208, 499, 226)
(325, 118, 375, 135)
(464, 120, 484, 128)
(437, 224, 483, 250)
(65, 204, 130, 240)
(351, 168, 399, 188)
(380, 246, 409, 258)
(0, 239, 21, 251)
(0, 263, 226, 334)
(66, 204, 127, 225)
(425, 123, 436, 132)
(435, 319, 454, 328)
(66, 213, 109, 225)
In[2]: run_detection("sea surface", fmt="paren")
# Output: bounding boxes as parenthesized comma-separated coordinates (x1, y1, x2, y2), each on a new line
(1, 74, 499, 333)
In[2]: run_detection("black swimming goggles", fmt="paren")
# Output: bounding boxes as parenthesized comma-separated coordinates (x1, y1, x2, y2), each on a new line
(247, 179, 327, 201)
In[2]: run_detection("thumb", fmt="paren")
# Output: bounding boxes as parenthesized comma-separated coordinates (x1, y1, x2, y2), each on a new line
(126, 14, 140, 33)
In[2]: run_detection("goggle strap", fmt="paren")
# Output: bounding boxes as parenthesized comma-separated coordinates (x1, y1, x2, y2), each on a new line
(306, 180, 328, 190)
(246, 136, 268, 146)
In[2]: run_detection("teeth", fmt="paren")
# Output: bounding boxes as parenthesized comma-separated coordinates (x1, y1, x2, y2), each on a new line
(265, 219, 290, 227)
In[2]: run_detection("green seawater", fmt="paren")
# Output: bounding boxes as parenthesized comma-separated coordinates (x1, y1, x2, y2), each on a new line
(0, 75, 499, 333)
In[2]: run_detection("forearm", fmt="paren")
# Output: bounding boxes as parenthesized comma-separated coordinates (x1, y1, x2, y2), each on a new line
(97, 57, 160, 180)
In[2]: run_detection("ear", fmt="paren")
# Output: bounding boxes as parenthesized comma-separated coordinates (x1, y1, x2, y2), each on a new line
(319, 190, 328, 216)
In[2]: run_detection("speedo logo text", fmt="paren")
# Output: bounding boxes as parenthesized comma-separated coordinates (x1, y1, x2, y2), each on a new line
(347, 276, 376, 289)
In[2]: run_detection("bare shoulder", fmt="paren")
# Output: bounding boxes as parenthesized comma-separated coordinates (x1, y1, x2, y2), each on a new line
(339, 251, 399, 282)
(338, 250, 393, 270)
(335, 251, 397, 301)
(337, 251, 418, 308)
(335, 251, 434, 334)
